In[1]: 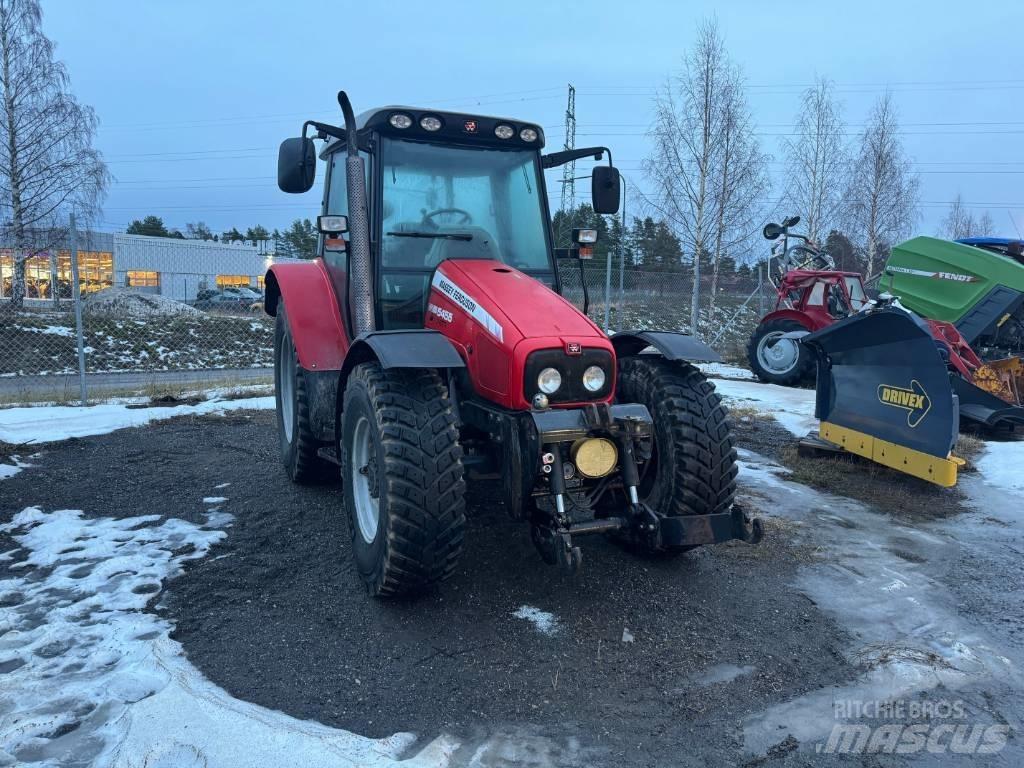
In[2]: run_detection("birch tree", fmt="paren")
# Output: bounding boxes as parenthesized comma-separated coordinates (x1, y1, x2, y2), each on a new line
(644, 19, 729, 336)
(844, 93, 919, 277)
(708, 69, 770, 319)
(0, 0, 108, 309)
(780, 79, 846, 243)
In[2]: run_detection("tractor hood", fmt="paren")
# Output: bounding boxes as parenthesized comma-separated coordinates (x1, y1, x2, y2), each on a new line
(435, 259, 605, 340)
(425, 259, 613, 410)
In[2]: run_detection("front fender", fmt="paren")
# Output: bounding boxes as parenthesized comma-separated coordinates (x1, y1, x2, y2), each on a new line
(611, 330, 722, 363)
(265, 260, 348, 370)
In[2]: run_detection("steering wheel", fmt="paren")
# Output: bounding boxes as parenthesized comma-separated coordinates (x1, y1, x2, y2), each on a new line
(422, 208, 472, 227)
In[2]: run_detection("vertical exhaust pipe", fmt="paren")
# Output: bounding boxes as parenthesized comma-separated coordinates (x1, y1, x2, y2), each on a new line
(337, 91, 374, 335)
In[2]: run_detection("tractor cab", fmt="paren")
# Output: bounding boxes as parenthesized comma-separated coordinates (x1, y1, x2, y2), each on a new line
(776, 269, 869, 323)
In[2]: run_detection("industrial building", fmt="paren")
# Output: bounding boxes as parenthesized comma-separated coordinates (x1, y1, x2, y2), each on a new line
(0, 232, 282, 304)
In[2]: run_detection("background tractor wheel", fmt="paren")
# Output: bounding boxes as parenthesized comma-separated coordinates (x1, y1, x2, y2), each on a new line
(614, 357, 738, 555)
(274, 304, 332, 483)
(340, 363, 466, 597)
(746, 319, 815, 386)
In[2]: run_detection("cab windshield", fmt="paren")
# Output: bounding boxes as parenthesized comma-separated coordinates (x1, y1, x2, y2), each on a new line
(377, 137, 551, 328)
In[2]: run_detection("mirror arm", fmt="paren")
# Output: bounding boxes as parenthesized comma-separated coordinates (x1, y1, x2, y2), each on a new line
(542, 146, 611, 169)
(303, 120, 346, 142)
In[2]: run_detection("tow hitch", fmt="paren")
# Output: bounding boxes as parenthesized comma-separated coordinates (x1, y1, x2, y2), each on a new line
(531, 503, 762, 571)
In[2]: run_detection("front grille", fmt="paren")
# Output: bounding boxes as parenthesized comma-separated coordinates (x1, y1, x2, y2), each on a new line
(523, 348, 613, 403)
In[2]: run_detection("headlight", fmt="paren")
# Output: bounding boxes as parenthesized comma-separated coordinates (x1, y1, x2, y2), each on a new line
(519, 127, 538, 142)
(494, 124, 515, 139)
(389, 113, 413, 129)
(419, 115, 442, 132)
(537, 367, 561, 394)
(582, 365, 606, 392)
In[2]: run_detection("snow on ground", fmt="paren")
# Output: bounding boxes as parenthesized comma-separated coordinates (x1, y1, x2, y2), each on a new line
(697, 362, 756, 381)
(202, 496, 228, 504)
(711, 378, 817, 436)
(0, 506, 456, 767)
(0, 397, 274, 444)
(975, 441, 1024, 498)
(513, 605, 559, 636)
(0, 457, 32, 481)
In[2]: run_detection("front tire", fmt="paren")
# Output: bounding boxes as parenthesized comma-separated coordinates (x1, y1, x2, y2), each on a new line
(747, 318, 815, 386)
(340, 363, 466, 597)
(615, 357, 738, 554)
(274, 304, 332, 483)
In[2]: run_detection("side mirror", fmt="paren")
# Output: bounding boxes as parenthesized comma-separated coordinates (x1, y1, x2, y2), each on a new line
(781, 215, 801, 228)
(591, 166, 621, 214)
(763, 223, 783, 240)
(278, 137, 316, 194)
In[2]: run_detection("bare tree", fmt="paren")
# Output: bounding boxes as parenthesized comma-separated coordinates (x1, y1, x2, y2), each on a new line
(0, 0, 108, 309)
(843, 92, 919, 277)
(938, 196, 994, 239)
(708, 69, 771, 319)
(644, 19, 730, 336)
(781, 79, 847, 243)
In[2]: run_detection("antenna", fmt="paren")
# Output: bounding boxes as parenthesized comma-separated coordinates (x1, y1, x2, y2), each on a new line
(558, 84, 576, 247)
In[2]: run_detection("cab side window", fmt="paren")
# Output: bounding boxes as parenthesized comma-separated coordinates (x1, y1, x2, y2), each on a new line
(323, 150, 370, 268)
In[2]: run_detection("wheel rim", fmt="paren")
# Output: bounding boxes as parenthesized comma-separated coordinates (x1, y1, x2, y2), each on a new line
(351, 416, 380, 543)
(278, 339, 295, 442)
(757, 331, 800, 375)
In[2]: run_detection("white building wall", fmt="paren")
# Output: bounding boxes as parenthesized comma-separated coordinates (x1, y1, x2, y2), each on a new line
(112, 234, 264, 301)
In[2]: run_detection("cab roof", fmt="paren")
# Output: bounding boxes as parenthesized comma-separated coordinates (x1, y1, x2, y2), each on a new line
(320, 105, 545, 157)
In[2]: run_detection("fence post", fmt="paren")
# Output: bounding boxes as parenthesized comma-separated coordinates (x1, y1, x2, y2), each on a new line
(758, 262, 766, 317)
(69, 214, 88, 406)
(603, 246, 612, 332)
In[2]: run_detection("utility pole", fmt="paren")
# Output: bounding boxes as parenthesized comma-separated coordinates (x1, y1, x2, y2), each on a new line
(558, 84, 576, 248)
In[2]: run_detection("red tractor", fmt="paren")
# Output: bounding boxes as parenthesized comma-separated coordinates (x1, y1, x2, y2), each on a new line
(265, 91, 760, 597)
(747, 217, 869, 385)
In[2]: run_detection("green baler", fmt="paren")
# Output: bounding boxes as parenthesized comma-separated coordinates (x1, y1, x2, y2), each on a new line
(884, 236, 1024, 353)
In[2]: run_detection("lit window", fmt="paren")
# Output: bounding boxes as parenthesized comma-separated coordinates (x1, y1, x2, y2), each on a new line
(257, 275, 265, 290)
(216, 275, 252, 288)
(126, 271, 160, 288)
(0, 249, 112, 298)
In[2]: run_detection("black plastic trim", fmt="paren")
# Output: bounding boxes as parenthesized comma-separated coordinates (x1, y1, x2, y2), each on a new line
(611, 331, 723, 363)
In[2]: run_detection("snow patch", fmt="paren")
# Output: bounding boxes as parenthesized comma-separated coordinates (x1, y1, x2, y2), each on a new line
(976, 440, 1024, 498)
(698, 362, 756, 381)
(0, 507, 454, 767)
(202, 497, 228, 505)
(214, 482, 231, 489)
(712, 378, 817, 436)
(0, 396, 274, 444)
(513, 605, 559, 636)
(83, 288, 203, 318)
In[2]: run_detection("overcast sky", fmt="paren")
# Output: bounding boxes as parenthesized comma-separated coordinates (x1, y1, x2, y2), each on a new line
(45, 0, 1024, 243)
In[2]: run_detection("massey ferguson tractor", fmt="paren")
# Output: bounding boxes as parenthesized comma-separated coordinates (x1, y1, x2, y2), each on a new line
(265, 91, 759, 597)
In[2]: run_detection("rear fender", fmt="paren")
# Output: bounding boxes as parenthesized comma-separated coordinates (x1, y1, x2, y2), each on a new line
(760, 309, 822, 331)
(611, 330, 722, 363)
(264, 261, 348, 371)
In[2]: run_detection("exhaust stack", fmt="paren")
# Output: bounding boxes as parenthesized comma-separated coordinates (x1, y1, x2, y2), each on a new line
(337, 91, 374, 336)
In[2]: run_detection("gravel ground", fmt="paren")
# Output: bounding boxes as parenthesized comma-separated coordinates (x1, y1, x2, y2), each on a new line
(8, 406, 1016, 766)
(0, 408, 866, 766)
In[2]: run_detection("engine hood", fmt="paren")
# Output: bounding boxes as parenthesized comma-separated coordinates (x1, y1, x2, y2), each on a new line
(438, 260, 605, 340)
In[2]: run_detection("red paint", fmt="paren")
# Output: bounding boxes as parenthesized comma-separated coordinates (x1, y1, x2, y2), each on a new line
(761, 270, 866, 332)
(265, 260, 349, 370)
(426, 260, 615, 410)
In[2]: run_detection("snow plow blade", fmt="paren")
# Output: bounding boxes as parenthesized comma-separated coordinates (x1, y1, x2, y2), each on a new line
(802, 307, 963, 487)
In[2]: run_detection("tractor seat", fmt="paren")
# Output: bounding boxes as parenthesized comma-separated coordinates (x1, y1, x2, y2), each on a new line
(425, 226, 501, 267)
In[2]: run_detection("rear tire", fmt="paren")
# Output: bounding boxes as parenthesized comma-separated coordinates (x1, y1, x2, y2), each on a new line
(747, 318, 815, 386)
(340, 363, 466, 597)
(615, 357, 738, 554)
(274, 304, 332, 483)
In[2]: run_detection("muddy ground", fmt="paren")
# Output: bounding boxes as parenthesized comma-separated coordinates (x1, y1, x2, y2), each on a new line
(1, 407, 1018, 766)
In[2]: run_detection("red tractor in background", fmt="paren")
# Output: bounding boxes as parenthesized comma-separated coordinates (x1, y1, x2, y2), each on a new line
(266, 91, 760, 598)
(747, 217, 870, 385)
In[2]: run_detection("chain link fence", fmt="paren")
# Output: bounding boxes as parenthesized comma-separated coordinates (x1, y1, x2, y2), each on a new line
(557, 258, 770, 363)
(2, 236, 769, 406)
